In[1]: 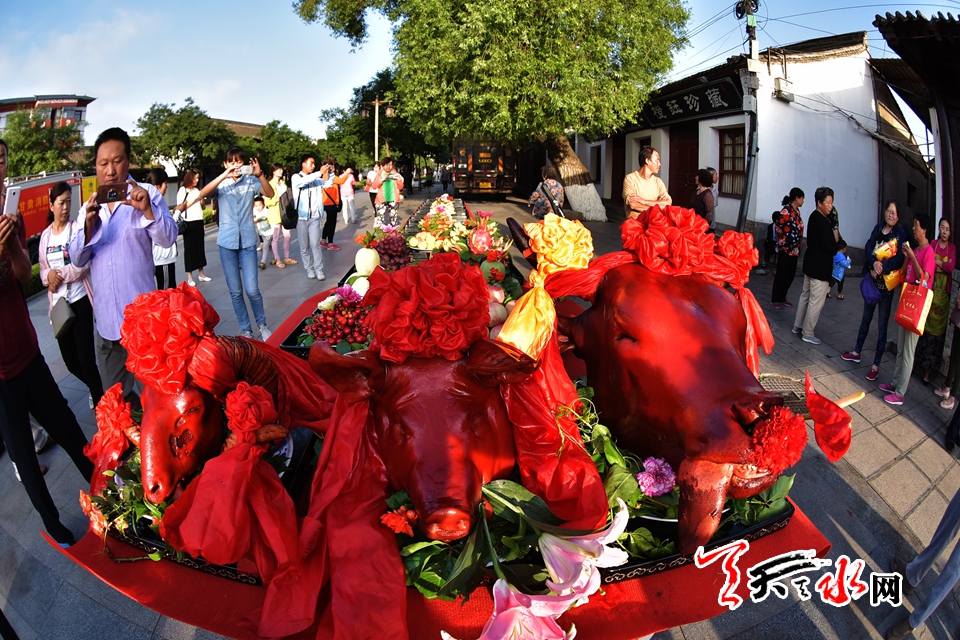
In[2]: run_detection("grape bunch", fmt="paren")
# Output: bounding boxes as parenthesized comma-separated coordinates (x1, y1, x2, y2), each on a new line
(305, 303, 372, 345)
(376, 233, 413, 271)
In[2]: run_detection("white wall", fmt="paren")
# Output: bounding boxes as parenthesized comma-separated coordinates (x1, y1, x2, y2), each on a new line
(574, 135, 611, 199)
(753, 53, 880, 245)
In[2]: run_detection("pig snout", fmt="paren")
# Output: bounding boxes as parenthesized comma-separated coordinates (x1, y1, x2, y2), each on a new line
(732, 392, 784, 428)
(422, 507, 474, 542)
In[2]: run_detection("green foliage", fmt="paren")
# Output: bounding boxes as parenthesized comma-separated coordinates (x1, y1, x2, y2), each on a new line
(135, 98, 238, 177)
(22, 263, 44, 298)
(3, 110, 84, 176)
(726, 474, 795, 528)
(237, 120, 324, 172)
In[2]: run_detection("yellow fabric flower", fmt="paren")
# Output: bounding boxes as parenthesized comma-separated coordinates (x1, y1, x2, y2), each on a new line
(498, 215, 595, 359)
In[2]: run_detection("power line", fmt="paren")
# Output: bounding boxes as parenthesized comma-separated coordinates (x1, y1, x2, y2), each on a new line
(773, 4, 960, 21)
(666, 25, 744, 81)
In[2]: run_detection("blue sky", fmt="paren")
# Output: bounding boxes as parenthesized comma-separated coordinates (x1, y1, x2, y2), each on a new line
(2, 1, 956, 145)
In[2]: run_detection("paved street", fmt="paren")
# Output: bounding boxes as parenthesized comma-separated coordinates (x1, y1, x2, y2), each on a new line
(1, 193, 958, 639)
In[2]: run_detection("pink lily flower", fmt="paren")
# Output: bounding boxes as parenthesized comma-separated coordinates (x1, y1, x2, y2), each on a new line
(441, 579, 578, 640)
(538, 499, 630, 603)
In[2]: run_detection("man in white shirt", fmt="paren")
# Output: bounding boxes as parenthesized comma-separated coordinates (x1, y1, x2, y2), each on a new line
(291, 154, 331, 281)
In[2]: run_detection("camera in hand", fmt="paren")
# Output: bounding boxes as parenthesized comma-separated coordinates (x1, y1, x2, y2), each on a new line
(238, 165, 254, 176)
(96, 182, 127, 204)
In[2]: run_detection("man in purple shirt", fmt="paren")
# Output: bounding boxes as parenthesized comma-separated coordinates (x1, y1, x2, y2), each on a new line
(70, 128, 177, 410)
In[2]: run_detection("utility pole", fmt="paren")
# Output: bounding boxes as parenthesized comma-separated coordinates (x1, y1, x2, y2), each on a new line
(735, 1, 761, 234)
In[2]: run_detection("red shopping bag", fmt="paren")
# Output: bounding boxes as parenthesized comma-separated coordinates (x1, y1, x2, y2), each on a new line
(894, 282, 934, 335)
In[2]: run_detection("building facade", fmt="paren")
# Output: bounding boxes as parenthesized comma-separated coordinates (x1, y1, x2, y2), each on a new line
(0, 94, 95, 135)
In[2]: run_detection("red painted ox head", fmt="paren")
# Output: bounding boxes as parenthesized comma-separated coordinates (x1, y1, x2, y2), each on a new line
(558, 263, 784, 554)
(140, 384, 223, 505)
(310, 339, 536, 542)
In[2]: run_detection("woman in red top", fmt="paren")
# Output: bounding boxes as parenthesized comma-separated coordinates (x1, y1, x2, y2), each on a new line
(880, 214, 936, 406)
(916, 218, 956, 385)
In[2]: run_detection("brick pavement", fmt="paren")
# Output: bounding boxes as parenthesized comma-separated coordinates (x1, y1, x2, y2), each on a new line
(0, 194, 958, 639)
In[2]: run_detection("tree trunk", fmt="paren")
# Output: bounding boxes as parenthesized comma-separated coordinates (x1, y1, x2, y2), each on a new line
(545, 134, 607, 222)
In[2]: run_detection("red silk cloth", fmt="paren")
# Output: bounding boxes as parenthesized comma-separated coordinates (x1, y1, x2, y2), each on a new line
(51, 499, 829, 639)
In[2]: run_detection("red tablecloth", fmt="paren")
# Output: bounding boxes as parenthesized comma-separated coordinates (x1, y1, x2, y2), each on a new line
(56, 287, 834, 639)
(50, 503, 829, 640)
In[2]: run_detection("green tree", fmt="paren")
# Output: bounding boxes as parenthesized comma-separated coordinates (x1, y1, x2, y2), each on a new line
(2, 110, 85, 177)
(294, 0, 688, 219)
(135, 98, 237, 177)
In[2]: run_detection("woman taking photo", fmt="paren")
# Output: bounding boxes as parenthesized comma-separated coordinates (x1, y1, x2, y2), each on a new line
(688, 169, 715, 230)
(841, 200, 908, 381)
(262, 163, 297, 269)
(528, 165, 564, 219)
(917, 218, 955, 385)
(38, 181, 104, 407)
(175, 169, 210, 286)
(771, 188, 805, 309)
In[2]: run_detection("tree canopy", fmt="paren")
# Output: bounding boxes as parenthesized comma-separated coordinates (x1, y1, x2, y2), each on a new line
(135, 98, 237, 177)
(2, 110, 84, 177)
(295, 0, 688, 145)
(237, 120, 326, 172)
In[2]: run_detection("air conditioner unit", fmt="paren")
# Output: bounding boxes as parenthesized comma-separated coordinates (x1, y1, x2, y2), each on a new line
(774, 77, 794, 103)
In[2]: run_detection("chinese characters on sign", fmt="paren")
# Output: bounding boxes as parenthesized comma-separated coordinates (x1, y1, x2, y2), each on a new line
(643, 77, 743, 127)
(696, 540, 905, 610)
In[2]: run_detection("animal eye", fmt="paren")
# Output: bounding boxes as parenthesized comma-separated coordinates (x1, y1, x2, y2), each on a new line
(615, 333, 637, 342)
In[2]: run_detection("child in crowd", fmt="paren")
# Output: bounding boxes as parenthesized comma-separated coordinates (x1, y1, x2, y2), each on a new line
(254, 196, 273, 269)
(827, 240, 851, 299)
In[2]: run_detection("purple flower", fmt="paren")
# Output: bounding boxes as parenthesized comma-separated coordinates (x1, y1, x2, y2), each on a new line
(636, 457, 676, 497)
(334, 285, 362, 305)
(381, 224, 400, 234)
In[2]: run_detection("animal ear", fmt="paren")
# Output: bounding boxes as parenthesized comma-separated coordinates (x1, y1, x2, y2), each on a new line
(467, 338, 539, 386)
(556, 315, 583, 354)
(309, 342, 385, 402)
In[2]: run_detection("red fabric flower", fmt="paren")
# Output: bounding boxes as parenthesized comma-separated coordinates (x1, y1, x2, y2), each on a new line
(805, 372, 853, 462)
(621, 206, 714, 275)
(84, 383, 134, 496)
(79, 490, 108, 536)
(225, 382, 279, 444)
(364, 252, 490, 363)
(380, 506, 417, 536)
(121, 282, 220, 394)
(751, 405, 808, 474)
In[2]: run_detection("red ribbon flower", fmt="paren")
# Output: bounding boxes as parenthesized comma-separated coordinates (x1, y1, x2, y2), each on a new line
(364, 252, 490, 363)
(121, 282, 220, 394)
(84, 383, 134, 496)
(225, 382, 279, 443)
(714, 230, 759, 289)
(805, 372, 853, 462)
(621, 205, 714, 276)
(751, 405, 808, 474)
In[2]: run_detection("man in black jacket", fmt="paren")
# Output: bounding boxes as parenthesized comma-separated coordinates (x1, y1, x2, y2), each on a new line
(792, 186, 839, 345)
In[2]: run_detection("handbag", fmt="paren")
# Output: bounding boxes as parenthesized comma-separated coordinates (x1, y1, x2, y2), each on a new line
(50, 296, 76, 339)
(281, 186, 300, 230)
(860, 277, 881, 306)
(894, 281, 934, 335)
(174, 210, 187, 235)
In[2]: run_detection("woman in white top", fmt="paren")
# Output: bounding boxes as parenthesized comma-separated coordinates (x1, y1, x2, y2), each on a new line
(174, 168, 210, 286)
(146, 169, 177, 289)
(38, 181, 104, 406)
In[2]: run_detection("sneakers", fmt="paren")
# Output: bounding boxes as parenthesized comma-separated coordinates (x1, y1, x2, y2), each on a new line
(935, 386, 951, 398)
(240, 330, 254, 339)
(841, 352, 861, 363)
(259, 324, 272, 341)
(198, 275, 212, 282)
(791, 326, 802, 335)
(801, 335, 822, 345)
(320, 240, 329, 248)
(259, 262, 266, 270)
(941, 397, 956, 411)
(772, 302, 783, 310)
(307, 270, 317, 279)
(284, 258, 298, 265)
(783, 300, 793, 307)
(879, 383, 896, 393)
(866, 369, 879, 381)
(883, 392, 904, 406)
(326, 243, 341, 251)
(317, 271, 326, 281)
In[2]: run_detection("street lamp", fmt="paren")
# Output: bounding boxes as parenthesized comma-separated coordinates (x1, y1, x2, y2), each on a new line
(361, 95, 395, 162)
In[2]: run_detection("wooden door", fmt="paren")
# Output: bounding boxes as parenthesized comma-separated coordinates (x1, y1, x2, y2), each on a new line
(668, 121, 700, 205)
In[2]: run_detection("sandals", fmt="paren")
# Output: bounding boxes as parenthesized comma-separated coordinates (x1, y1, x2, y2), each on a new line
(276, 261, 286, 269)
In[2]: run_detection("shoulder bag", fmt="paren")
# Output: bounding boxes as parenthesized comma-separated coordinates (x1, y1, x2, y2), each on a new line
(51, 296, 76, 339)
(540, 182, 566, 218)
(281, 185, 301, 230)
